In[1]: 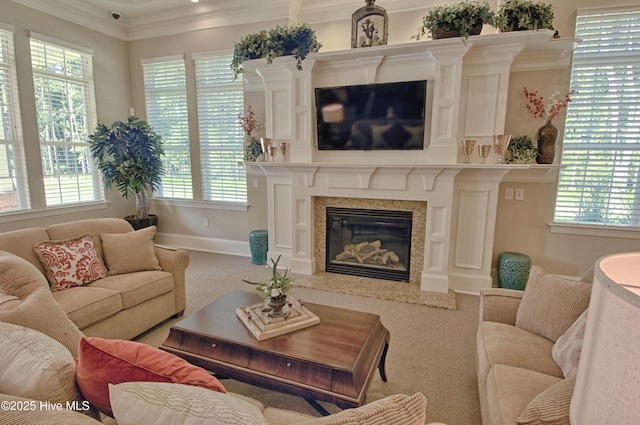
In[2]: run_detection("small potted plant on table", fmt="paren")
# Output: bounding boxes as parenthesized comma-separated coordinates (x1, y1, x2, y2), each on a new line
(243, 255, 294, 318)
(414, 0, 496, 41)
(88, 116, 164, 230)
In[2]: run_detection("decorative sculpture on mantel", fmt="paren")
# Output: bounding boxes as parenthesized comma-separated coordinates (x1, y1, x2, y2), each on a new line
(352, 0, 389, 48)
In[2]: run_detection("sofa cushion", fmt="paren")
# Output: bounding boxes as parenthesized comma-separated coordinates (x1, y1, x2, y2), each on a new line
(45, 218, 134, 261)
(0, 251, 49, 298)
(109, 382, 269, 425)
(0, 287, 84, 357)
(551, 308, 588, 379)
(294, 393, 427, 425)
(89, 270, 174, 309)
(0, 228, 51, 275)
(101, 226, 161, 276)
(262, 407, 315, 424)
(515, 266, 592, 342)
(0, 322, 81, 405)
(52, 286, 122, 330)
(486, 364, 562, 425)
(34, 233, 107, 291)
(0, 394, 102, 424)
(76, 337, 226, 417)
(0, 293, 20, 310)
(515, 376, 575, 425)
(477, 321, 563, 382)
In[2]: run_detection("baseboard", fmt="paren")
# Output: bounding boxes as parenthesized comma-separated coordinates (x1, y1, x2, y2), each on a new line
(155, 232, 250, 257)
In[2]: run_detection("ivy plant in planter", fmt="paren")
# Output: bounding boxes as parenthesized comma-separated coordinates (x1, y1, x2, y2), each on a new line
(231, 31, 269, 78)
(414, 0, 496, 41)
(267, 24, 322, 70)
(496, 0, 558, 37)
(88, 116, 165, 227)
(505, 135, 538, 164)
(231, 24, 322, 78)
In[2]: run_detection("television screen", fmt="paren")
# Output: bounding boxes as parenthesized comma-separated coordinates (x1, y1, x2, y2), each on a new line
(315, 80, 427, 150)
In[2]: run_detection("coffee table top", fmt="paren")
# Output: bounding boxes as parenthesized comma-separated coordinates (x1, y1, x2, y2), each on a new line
(168, 290, 386, 372)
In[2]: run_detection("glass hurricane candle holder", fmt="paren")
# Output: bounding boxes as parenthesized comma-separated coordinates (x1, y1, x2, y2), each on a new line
(478, 144, 492, 164)
(493, 134, 511, 164)
(462, 139, 476, 164)
(267, 146, 277, 162)
(279, 142, 290, 162)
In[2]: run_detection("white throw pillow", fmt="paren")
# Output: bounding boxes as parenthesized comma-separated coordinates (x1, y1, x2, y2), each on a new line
(109, 382, 270, 425)
(0, 322, 83, 405)
(552, 308, 589, 378)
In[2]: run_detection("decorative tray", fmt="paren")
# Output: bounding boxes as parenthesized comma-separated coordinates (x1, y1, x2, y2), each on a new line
(236, 297, 319, 341)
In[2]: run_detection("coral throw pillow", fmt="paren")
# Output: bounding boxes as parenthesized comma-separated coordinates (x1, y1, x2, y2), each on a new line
(34, 233, 107, 291)
(76, 337, 226, 417)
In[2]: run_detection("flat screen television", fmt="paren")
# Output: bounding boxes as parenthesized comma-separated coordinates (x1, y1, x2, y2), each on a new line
(315, 80, 427, 150)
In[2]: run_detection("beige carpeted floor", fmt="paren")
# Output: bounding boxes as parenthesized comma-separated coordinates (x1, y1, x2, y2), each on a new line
(135, 250, 482, 425)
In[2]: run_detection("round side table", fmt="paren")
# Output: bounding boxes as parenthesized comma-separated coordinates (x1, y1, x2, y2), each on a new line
(497, 252, 531, 291)
(249, 230, 268, 265)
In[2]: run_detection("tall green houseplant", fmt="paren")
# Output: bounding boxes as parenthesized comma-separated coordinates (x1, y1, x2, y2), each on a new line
(88, 116, 165, 221)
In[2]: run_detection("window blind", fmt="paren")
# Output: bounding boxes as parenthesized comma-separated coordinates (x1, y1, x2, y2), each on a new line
(194, 52, 246, 203)
(30, 36, 102, 206)
(142, 58, 192, 199)
(554, 10, 640, 227)
(0, 27, 29, 212)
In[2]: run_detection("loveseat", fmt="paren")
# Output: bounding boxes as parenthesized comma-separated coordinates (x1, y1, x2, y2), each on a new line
(476, 265, 593, 425)
(0, 218, 188, 341)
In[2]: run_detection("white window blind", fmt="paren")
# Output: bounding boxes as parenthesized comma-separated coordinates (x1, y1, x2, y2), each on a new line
(194, 52, 246, 203)
(0, 26, 28, 212)
(142, 57, 192, 199)
(554, 10, 640, 227)
(30, 35, 102, 206)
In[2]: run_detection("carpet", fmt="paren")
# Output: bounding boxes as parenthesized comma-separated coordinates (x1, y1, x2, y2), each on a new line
(134, 251, 481, 425)
(293, 271, 456, 310)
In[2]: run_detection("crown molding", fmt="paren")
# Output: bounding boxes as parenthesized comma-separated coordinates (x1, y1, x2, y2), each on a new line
(12, 0, 431, 41)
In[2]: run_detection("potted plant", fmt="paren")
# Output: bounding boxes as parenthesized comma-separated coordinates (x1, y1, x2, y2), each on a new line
(267, 24, 322, 70)
(504, 134, 538, 164)
(243, 255, 294, 318)
(231, 30, 268, 78)
(414, 0, 496, 41)
(232, 24, 322, 78)
(496, 0, 558, 37)
(88, 116, 165, 230)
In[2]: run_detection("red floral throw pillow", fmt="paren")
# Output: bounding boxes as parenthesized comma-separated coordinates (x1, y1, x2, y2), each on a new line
(34, 233, 107, 291)
(76, 337, 226, 417)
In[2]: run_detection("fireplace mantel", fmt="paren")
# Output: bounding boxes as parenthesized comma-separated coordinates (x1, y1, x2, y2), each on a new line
(242, 31, 575, 294)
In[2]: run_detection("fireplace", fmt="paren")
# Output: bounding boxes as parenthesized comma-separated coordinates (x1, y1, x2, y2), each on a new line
(326, 207, 412, 282)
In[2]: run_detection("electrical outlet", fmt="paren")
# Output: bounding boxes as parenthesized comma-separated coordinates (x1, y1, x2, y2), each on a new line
(253, 178, 259, 188)
(203, 218, 209, 227)
(504, 188, 514, 200)
(515, 188, 525, 201)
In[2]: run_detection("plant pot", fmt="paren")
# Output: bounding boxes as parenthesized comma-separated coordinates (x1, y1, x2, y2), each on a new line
(125, 214, 158, 231)
(267, 296, 287, 318)
(433, 24, 482, 39)
(536, 122, 559, 164)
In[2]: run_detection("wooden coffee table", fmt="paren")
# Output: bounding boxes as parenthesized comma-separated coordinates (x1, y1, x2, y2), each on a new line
(160, 290, 390, 413)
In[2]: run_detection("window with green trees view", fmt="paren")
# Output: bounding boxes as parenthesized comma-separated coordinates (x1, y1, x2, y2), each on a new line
(30, 34, 102, 206)
(555, 9, 640, 228)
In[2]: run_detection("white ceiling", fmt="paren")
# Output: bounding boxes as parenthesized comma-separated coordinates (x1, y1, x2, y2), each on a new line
(11, 0, 430, 41)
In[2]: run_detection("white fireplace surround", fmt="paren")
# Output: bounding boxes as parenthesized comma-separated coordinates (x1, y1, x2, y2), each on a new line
(244, 30, 576, 294)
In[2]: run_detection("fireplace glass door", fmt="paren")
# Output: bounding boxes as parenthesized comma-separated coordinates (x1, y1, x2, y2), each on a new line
(326, 207, 412, 282)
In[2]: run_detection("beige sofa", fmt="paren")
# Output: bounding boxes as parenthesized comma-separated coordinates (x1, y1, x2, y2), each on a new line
(0, 218, 188, 341)
(476, 266, 593, 425)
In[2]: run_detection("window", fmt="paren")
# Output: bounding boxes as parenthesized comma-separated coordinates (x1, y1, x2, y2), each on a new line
(554, 9, 640, 228)
(141, 56, 192, 199)
(193, 51, 246, 203)
(0, 24, 28, 212)
(30, 33, 102, 206)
